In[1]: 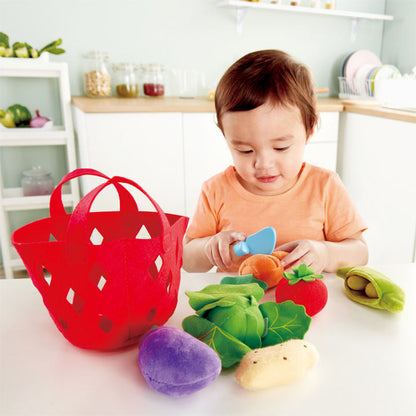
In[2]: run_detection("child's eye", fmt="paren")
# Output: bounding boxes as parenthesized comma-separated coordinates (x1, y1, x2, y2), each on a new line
(274, 146, 289, 152)
(238, 149, 253, 154)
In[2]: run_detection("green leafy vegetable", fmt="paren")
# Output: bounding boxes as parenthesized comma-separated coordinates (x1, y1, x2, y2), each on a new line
(220, 274, 268, 291)
(0, 32, 10, 48)
(182, 315, 251, 368)
(259, 301, 311, 347)
(0, 33, 65, 58)
(39, 38, 65, 55)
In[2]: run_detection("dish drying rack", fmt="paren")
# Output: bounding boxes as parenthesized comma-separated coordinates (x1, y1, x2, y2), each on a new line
(338, 77, 376, 102)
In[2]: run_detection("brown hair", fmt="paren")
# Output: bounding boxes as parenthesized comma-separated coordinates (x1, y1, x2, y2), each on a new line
(215, 50, 318, 136)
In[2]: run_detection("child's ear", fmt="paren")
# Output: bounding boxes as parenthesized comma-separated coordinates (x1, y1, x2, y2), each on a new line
(306, 121, 318, 143)
(306, 127, 315, 143)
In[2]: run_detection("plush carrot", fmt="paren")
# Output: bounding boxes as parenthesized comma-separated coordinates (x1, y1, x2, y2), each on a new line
(275, 264, 328, 317)
(239, 251, 289, 289)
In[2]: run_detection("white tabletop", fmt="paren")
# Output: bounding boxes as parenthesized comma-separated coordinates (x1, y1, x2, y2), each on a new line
(1, 264, 415, 416)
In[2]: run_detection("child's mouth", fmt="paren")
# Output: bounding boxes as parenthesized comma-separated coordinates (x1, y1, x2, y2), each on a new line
(257, 175, 278, 183)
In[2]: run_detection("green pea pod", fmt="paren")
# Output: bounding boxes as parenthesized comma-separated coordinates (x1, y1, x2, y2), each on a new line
(337, 266, 405, 312)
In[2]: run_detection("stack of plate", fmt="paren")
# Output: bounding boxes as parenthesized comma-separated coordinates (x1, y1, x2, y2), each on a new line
(339, 50, 400, 101)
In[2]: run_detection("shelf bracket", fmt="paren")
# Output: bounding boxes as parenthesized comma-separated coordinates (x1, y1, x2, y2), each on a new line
(350, 18, 365, 42)
(235, 6, 248, 34)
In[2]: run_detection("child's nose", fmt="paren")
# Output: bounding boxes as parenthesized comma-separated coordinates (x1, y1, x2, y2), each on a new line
(254, 152, 274, 170)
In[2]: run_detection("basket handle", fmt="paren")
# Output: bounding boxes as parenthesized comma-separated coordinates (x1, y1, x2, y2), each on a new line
(49, 168, 138, 218)
(64, 173, 173, 263)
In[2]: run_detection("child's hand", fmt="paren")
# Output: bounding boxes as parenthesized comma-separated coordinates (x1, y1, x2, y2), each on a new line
(277, 239, 328, 274)
(204, 230, 246, 271)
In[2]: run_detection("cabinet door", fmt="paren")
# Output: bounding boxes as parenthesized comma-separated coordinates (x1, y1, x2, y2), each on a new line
(183, 113, 233, 217)
(338, 112, 416, 263)
(304, 112, 339, 172)
(74, 110, 185, 215)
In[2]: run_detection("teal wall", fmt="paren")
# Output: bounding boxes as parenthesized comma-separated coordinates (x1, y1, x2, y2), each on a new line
(0, 0, 415, 265)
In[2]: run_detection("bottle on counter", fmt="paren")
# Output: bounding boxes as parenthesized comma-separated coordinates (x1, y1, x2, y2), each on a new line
(21, 166, 55, 196)
(113, 62, 139, 98)
(83, 51, 112, 97)
(141, 64, 165, 97)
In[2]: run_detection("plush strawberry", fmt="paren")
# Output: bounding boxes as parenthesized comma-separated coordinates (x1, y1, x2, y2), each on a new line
(275, 264, 328, 317)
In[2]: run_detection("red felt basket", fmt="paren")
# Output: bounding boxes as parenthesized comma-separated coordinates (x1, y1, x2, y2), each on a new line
(11, 169, 189, 350)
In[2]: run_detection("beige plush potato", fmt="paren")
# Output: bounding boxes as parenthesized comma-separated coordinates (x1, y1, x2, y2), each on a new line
(235, 339, 318, 390)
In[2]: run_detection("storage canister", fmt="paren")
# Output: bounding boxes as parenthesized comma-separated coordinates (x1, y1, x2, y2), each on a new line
(113, 62, 139, 98)
(21, 166, 55, 196)
(83, 51, 112, 97)
(142, 64, 165, 97)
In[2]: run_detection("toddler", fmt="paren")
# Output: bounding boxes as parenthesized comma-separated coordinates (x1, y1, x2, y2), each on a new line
(182, 50, 368, 274)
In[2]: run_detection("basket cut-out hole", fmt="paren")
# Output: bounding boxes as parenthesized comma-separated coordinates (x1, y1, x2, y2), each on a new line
(66, 288, 85, 315)
(98, 316, 114, 334)
(97, 276, 106, 291)
(89, 264, 108, 291)
(155, 255, 163, 272)
(49, 233, 57, 242)
(136, 224, 151, 239)
(41, 266, 51, 286)
(59, 317, 68, 332)
(146, 306, 157, 322)
(90, 228, 104, 245)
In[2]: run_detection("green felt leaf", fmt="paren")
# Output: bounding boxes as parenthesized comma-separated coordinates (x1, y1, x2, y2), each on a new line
(259, 301, 312, 347)
(284, 264, 323, 284)
(185, 283, 264, 314)
(182, 315, 252, 368)
(205, 295, 264, 349)
(220, 274, 268, 291)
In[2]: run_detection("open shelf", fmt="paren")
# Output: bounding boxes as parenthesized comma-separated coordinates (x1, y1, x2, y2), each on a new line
(2, 186, 74, 211)
(218, 1, 393, 35)
(0, 127, 69, 146)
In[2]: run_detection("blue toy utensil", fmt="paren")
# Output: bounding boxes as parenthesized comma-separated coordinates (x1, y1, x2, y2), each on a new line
(234, 227, 276, 256)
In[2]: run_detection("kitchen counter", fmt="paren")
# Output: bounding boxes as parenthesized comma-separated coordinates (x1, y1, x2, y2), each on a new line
(1, 264, 415, 416)
(71, 96, 416, 123)
(71, 96, 344, 113)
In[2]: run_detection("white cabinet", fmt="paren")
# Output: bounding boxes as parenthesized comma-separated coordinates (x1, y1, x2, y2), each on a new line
(73, 109, 185, 214)
(183, 113, 233, 216)
(338, 112, 416, 264)
(0, 59, 79, 279)
(305, 111, 339, 172)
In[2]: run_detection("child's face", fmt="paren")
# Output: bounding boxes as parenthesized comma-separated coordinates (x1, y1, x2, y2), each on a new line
(222, 101, 311, 196)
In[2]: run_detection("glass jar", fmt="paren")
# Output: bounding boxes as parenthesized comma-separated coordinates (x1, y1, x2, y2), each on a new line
(141, 64, 165, 97)
(325, 0, 336, 9)
(83, 51, 112, 97)
(21, 166, 55, 196)
(113, 62, 139, 98)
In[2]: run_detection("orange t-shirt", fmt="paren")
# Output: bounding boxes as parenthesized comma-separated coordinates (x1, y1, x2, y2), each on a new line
(186, 163, 367, 272)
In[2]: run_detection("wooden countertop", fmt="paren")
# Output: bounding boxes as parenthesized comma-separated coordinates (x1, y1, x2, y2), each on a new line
(71, 96, 416, 123)
(71, 96, 344, 114)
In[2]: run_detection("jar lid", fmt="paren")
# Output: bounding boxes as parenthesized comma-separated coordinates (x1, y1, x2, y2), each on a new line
(22, 166, 51, 177)
(141, 63, 165, 72)
(112, 62, 139, 71)
(82, 50, 109, 60)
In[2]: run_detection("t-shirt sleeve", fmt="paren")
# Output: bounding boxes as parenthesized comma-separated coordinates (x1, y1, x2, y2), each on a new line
(185, 182, 219, 239)
(324, 172, 367, 241)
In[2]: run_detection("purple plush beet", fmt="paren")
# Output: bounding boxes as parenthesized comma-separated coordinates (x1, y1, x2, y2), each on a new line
(138, 326, 221, 397)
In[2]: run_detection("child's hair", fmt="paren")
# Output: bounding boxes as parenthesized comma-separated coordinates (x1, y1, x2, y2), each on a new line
(215, 49, 318, 136)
